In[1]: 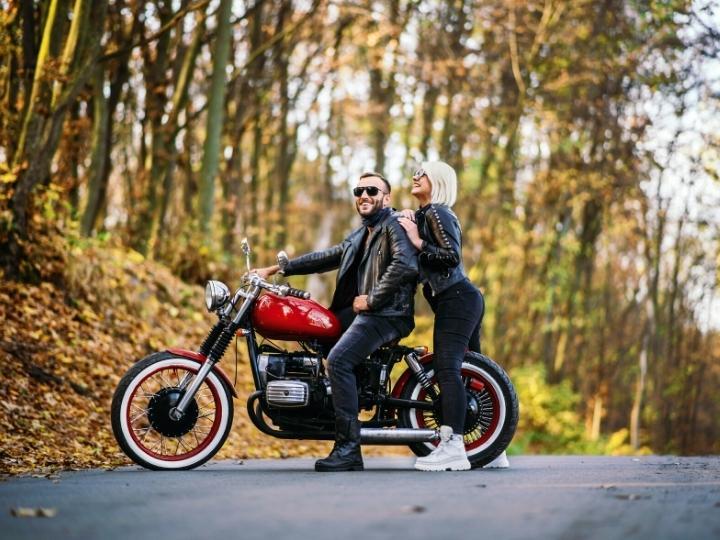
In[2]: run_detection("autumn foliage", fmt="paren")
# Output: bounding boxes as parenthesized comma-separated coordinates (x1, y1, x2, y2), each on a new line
(0, 224, 339, 475)
(1, 0, 719, 474)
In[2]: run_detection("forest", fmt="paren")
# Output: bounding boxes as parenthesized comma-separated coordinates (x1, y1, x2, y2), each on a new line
(1, 0, 718, 473)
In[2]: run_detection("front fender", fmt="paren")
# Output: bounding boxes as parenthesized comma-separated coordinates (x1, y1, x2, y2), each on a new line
(166, 348, 239, 398)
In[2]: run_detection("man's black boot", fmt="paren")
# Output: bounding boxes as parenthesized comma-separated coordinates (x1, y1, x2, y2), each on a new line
(315, 416, 364, 472)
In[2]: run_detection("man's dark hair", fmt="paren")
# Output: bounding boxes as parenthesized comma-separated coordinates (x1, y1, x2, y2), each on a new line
(359, 171, 391, 193)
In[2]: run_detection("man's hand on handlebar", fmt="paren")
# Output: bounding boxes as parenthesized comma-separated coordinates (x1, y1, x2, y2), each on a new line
(249, 265, 280, 280)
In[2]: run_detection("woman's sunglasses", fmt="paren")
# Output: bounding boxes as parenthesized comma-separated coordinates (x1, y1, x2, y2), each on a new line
(412, 168, 426, 179)
(353, 186, 386, 197)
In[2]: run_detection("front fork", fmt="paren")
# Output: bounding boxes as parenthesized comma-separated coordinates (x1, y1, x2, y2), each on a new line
(170, 284, 260, 421)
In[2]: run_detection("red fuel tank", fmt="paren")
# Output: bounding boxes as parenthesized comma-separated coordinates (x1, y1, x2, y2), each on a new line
(251, 293, 341, 342)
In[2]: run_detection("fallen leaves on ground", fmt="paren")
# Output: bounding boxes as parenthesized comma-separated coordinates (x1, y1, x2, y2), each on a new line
(10, 507, 58, 518)
(0, 240, 406, 475)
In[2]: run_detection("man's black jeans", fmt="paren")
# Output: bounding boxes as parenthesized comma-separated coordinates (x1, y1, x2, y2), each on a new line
(327, 311, 413, 419)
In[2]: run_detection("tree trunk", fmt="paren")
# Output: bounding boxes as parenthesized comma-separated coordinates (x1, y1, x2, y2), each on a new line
(198, 0, 233, 237)
(419, 85, 438, 157)
(154, 12, 206, 255)
(2, 0, 108, 278)
(81, 65, 110, 236)
(79, 6, 139, 236)
(631, 324, 649, 450)
(366, 0, 401, 176)
(246, 2, 267, 245)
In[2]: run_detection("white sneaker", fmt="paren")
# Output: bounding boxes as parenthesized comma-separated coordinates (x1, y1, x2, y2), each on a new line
(484, 451, 510, 469)
(415, 426, 471, 471)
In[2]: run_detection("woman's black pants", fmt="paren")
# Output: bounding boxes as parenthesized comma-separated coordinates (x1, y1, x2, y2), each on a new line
(424, 279, 484, 434)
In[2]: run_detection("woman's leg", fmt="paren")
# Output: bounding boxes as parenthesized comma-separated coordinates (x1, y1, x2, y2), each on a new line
(468, 291, 484, 354)
(432, 281, 484, 433)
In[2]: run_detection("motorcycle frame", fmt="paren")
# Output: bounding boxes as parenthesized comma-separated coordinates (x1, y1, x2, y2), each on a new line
(240, 317, 437, 436)
(171, 275, 440, 444)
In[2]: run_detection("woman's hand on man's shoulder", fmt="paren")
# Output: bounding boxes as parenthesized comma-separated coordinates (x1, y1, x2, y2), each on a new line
(396, 208, 416, 221)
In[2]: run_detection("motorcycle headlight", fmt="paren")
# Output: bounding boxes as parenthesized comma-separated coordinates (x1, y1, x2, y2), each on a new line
(205, 280, 230, 311)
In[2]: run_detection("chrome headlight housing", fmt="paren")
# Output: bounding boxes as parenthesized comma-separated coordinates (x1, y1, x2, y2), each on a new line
(204, 280, 230, 311)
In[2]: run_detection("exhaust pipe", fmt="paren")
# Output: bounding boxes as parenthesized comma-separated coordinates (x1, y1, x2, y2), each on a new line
(360, 428, 439, 444)
(248, 392, 440, 444)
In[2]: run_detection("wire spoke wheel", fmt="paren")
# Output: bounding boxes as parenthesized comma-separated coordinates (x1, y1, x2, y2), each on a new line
(112, 353, 234, 470)
(397, 352, 518, 468)
(128, 368, 218, 459)
(412, 368, 501, 451)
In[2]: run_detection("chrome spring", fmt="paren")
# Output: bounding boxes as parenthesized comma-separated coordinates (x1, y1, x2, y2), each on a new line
(415, 369, 434, 391)
(405, 352, 435, 393)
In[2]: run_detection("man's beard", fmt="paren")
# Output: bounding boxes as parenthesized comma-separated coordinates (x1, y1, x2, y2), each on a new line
(355, 197, 384, 217)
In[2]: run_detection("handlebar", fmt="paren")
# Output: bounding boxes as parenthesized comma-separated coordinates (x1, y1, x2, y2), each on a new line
(283, 286, 311, 299)
(246, 273, 311, 300)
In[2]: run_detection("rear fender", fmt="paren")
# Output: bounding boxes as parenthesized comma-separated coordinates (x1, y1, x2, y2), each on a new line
(166, 348, 239, 398)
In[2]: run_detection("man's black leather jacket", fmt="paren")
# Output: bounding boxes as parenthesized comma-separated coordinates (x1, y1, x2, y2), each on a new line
(282, 210, 418, 317)
(415, 203, 467, 295)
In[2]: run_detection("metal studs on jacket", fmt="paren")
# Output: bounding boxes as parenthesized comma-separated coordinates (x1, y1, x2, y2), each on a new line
(416, 204, 467, 295)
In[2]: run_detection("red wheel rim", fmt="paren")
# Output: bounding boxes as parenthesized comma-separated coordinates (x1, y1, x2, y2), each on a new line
(126, 364, 223, 461)
(413, 367, 501, 451)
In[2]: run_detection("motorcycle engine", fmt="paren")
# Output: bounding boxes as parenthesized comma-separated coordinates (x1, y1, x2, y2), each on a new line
(258, 352, 327, 408)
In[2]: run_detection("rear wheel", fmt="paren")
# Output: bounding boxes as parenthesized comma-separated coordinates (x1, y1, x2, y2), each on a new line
(397, 352, 518, 468)
(111, 352, 234, 470)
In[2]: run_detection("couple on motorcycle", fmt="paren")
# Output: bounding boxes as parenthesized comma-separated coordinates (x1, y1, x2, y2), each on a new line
(253, 162, 506, 472)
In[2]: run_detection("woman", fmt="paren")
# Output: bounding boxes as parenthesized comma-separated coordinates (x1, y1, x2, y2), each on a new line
(398, 161, 507, 471)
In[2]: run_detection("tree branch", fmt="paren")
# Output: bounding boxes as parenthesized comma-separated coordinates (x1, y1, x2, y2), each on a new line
(99, 0, 212, 62)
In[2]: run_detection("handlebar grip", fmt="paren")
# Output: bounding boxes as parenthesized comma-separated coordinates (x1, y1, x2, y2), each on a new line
(287, 287, 310, 299)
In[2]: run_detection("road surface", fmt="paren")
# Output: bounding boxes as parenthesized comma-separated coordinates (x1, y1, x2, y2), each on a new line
(1, 456, 718, 539)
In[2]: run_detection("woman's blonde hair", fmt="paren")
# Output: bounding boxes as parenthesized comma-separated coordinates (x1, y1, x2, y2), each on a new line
(422, 161, 457, 207)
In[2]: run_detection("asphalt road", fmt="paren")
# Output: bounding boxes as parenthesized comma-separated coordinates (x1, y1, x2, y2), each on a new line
(1, 456, 719, 540)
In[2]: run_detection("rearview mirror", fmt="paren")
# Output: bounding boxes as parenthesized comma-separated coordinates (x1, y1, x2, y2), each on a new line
(277, 250, 289, 274)
(241, 238, 251, 273)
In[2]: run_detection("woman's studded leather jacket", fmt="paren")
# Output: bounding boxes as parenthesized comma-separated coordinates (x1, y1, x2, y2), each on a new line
(415, 203, 467, 295)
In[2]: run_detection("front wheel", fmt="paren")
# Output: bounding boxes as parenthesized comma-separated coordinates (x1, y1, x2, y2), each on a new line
(111, 352, 234, 470)
(397, 352, 518, 469)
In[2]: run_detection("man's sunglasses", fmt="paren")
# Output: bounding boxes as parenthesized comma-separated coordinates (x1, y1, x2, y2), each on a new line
(353, 186, 387, 197)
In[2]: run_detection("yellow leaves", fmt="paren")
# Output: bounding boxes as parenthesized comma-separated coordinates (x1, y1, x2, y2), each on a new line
(147, 337, 164, 350)
(604, 428, 652, 456)
(0, 237, 352, 474)
(79, 308, 99, 323)
(27, 328, 44, 340)
(126, 250, 145, 264)
(1, 233, 236, 471)
(10, 507, 58, 518)
(91, 365, 112, 378)
(0, 160, 24, 185)
(57, 353, 75, 365)
(0, 171, 17, 184)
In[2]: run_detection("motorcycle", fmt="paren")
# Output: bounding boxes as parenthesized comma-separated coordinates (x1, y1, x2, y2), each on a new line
(111, 239, 519, 470)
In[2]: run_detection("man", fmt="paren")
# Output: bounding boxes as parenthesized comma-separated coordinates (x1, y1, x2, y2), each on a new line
(253, 172, 417, 472)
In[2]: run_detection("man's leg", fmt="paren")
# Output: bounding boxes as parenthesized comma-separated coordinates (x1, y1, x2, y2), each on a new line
(315, 314, 405, 472)
(326, 314, 404, 418)
(333, 305, 357, 334)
